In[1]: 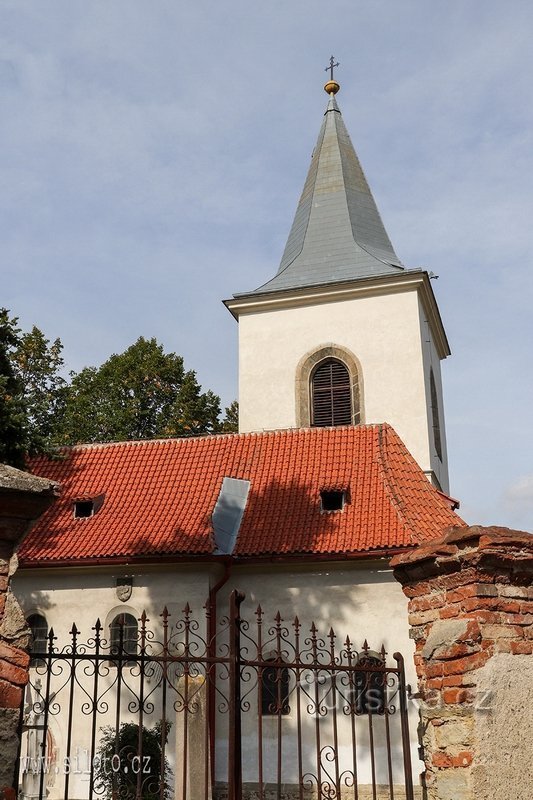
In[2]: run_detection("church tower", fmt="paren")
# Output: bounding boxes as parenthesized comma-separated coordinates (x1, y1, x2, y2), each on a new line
(225, 73, 450, 493)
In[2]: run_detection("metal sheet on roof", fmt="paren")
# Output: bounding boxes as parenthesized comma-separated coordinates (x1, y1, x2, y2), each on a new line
(245, 94, 403, 296)
(212, 477, 251, 554)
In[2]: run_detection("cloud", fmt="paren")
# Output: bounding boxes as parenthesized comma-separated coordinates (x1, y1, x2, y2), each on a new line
(505, 475, 533, 506)
(2, 0, 533, 529)
(497, 476, 533, 533)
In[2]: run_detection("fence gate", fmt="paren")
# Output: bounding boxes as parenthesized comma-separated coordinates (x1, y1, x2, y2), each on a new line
(18, 591, 415, 800)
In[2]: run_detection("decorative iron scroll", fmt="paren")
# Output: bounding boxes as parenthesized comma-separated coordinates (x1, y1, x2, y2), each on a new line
(18, 591, 414, 800)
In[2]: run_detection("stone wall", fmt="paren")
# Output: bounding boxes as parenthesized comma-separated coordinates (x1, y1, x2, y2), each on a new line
(0, 465, 58, 800)
(392, 525, 533, 800)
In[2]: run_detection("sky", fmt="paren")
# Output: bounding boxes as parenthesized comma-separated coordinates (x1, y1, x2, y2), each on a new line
(2, 0, 532, 531)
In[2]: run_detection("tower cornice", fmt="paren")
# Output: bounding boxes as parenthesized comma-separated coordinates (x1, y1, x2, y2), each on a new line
(225, 269, 450, 360)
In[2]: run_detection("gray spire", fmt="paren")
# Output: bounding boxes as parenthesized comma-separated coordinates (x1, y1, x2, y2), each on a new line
(248, 93, 403, 296)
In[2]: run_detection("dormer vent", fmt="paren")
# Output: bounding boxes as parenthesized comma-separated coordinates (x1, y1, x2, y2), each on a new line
(74, 500, 94, 518)
(73, 494, 105, 519)
(320, 490, 346, 512)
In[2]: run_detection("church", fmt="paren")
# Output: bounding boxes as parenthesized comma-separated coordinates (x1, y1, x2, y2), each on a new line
(14, 73, 464, 800)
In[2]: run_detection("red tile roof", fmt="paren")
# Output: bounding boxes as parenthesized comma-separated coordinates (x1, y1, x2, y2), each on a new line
(19, 425, 465, 565)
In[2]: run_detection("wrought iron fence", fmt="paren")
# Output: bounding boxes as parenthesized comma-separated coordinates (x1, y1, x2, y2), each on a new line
(17, 591, 414, 800)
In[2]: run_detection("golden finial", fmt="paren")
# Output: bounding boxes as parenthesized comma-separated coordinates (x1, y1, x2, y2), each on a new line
(324, 56, 340, 95)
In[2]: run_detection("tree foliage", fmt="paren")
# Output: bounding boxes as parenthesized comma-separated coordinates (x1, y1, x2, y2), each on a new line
(0, 309, 66, 467)
(0, 310, 237, 460)
(94, 721, 172, 800)
(221, 399, 239, 433)
(60, 337, 222, 444)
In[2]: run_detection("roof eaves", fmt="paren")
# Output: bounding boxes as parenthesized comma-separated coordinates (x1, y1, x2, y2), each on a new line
(18, 546, 418, 571)
(225, 269, 429, 321)
(417, 273, 451, 359)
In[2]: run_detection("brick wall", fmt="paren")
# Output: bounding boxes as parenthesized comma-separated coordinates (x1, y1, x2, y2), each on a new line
(0, 465, 58, 800)
(392, 525, 533, 800)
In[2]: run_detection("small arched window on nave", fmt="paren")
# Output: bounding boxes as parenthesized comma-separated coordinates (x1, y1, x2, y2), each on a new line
(261, 658, 290, 716)
(109, 613, 138, 666)
(311, 358, 352, 427)
(28, 614, 48, 667)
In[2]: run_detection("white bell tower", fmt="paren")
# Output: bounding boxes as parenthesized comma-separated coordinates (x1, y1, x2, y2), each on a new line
(225, 76, 450, 494)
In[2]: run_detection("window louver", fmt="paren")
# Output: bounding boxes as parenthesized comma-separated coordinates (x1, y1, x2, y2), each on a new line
(311, 359, 352, 427)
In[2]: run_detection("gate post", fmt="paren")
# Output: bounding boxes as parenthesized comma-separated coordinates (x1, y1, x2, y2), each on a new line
(227, 590, 244, 800)
(0, 465, 58, 800)
(392, 525, 533, 800)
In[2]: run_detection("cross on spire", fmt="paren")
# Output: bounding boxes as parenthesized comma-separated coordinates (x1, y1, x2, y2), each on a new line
(325, 56, 339, 81)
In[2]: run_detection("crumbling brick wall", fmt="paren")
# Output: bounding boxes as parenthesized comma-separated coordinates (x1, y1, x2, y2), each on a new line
(0, 465, 58, 800)
(392, 526, 533, 800)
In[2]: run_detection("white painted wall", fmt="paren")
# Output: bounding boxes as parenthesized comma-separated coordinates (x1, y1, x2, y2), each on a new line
(222, 561, 421, 787)
(14, 565, 212, 800)
(418, 296, 450, 493)
(13, 560, 422, 796)
(237, 285, 442, 483)
(15, 565, 212, 640)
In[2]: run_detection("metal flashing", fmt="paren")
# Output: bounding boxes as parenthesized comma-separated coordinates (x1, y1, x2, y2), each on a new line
(243, 94, 403, 297)
(212, 477, 251, 555)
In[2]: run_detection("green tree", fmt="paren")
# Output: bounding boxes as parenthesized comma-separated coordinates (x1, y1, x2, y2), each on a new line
(61, 337, 221, 444)
(94, 721, 171, 800)
(14, 324, 67, 448)
(0, 309, 66, 467)
(0, 310, 28, 467)
(221, 399, 238, 433)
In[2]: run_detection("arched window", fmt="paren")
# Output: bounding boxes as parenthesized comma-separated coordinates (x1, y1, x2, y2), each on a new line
(109, 613, 138, 665)
(311, 358, 352, 427)
(354, 653, 386, 715)
(430, 368, 442, 461)
(261, 659, 290, 716)
(296, 345, 362, 428)
(28, 614, 48, 667)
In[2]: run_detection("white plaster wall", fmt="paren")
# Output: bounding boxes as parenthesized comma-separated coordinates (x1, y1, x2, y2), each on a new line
(215, 561, 421, 789)
(14, 565, 212, 640)
(418, 297, 450, 493)
(238, 288, 434, 476)
(14, 565, 212, 800)
(13, 562, 420, 796)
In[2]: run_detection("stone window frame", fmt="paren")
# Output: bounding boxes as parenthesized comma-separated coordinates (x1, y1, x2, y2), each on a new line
(295, 344, 363, 428)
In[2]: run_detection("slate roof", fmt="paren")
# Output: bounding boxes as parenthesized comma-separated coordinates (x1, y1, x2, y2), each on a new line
(237, 94, 404, 297)
(19, 425, 464, 565)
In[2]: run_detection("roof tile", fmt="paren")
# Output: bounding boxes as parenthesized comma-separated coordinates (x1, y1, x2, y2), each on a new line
(20, 425, 464, 565)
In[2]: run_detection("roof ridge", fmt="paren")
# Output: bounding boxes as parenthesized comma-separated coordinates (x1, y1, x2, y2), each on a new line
(377, 425, 465, 543)
(375, 424, 412, 541)
(34, 423, 388, 455)
(38, 431, 245, 454)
